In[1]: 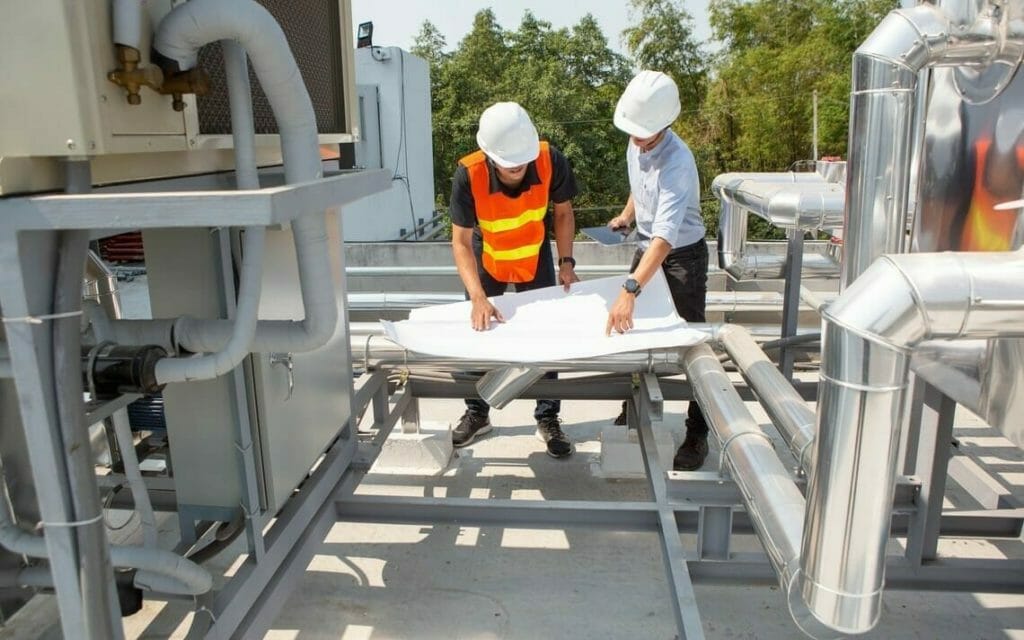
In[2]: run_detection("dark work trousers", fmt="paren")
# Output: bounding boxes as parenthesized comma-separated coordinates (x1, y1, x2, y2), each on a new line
(465, 238, 559, 421)
(630, 238, 709, 437)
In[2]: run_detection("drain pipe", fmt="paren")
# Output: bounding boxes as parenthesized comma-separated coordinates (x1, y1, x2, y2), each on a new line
(152, 0, 337, 359)
(802, 249, 1024, 634)
(0, 458, 212, 596)
(712, 173, 840, 281)
(153, 38, 266, 384)
(717, 324, 817, 474)
(840, 2, 1003, 287)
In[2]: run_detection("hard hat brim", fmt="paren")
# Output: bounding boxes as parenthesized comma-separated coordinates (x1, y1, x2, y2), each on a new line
(613, 110, 661, 139)
(479, 137, 540, 168)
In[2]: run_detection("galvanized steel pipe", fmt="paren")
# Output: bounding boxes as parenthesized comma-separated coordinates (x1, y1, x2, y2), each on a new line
(802, 249, 1024, 634)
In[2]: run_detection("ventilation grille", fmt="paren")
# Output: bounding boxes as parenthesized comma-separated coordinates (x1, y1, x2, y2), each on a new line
(196, 0, 347, 135)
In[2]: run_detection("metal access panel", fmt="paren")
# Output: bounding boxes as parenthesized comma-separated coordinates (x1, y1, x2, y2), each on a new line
(143, 228, 246, 513)
(143, 214, 354, 515)
(248, 212, 354, 513)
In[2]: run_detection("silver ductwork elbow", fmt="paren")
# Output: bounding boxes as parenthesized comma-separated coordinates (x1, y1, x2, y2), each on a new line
(801, 248, 1024, 634)
(841, 3, 1003, 287)
(712, 173, 841, 281)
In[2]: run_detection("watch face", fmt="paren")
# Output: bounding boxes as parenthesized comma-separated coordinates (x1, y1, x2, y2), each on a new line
(624, 278, 641, 294)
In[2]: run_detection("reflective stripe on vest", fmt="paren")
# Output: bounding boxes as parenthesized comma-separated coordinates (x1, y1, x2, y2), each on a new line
(459, 142, 553, 282)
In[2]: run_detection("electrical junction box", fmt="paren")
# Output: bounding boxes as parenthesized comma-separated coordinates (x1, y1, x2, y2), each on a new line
(0, 0, 360, 195)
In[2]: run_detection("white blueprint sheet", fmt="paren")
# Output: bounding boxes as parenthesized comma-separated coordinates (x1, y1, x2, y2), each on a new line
(380, 270, 708, 362)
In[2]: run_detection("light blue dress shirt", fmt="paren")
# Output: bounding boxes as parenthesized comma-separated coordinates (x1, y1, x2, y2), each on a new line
(627, 130, 705, 250)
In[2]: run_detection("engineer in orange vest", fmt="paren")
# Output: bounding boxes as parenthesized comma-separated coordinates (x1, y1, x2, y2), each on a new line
(448, 102, 580, 458)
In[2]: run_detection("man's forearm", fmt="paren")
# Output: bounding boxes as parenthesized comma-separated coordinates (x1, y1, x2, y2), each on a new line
(632, 237, 671, 287)
(452, 240, 486, 300)
(553, 201, 575, 260)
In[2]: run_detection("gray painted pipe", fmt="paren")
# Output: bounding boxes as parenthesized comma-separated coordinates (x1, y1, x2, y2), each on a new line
(154, 40, 265, 384)
(0, 459, 212, 596)
(155, 0, 337, 356)
(803, 249, 1024, 634)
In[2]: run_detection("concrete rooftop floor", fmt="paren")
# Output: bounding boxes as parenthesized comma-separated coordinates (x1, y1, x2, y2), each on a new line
(6, 390, 1021, 640)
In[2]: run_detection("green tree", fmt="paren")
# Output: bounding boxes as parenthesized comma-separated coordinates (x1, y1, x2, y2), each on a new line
(418, 10, 633, 232)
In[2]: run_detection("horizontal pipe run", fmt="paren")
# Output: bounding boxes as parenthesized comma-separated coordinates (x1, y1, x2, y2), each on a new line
(717, 325, 818, 473)
(683, 344, 806, 597)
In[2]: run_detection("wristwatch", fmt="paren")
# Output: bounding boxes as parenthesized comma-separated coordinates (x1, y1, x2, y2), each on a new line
(623, 278, 642, 296)
(558, 256, 576, 268)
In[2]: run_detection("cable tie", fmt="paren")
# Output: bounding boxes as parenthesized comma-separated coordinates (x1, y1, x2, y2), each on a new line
(36, 513, 103, 530)
(2, 310, 83, 325)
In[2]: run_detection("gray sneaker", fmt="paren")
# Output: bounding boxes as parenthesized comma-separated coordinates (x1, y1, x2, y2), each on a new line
(452, 411, 492, 448)
(536, 417, 574, 458)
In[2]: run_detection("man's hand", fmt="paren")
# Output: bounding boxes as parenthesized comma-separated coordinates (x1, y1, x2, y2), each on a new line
(606, 289, 636, 335)
(470, 296, 504, 331)
(608, 214, 630, 231)
(558, 263, 580, 292)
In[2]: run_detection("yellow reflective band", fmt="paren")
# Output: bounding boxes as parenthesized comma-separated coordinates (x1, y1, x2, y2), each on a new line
(481, 241, 542, 262)
(477, 205, 547, 233)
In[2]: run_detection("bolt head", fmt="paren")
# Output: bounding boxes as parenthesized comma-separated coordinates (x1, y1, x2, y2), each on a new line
(127, 93, 141, 106)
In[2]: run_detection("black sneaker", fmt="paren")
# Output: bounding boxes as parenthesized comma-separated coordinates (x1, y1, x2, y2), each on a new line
(536, 417, 574, 458)
(452, 411, 492, 448)
(613, 400, 627, 426)
(673, 432, 709, 471)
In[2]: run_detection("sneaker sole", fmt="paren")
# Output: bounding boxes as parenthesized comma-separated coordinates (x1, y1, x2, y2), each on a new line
(536, 431, 574, 458)
(452, 423, 493, 448)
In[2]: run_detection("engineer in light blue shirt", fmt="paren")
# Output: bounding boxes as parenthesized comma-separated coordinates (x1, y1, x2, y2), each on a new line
(605, 70, 710, 471)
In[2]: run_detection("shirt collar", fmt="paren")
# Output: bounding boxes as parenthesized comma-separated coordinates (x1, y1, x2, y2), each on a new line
(486, 158, 541, 195)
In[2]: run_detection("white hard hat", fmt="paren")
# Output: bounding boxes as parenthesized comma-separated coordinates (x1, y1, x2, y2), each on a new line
(476, 102, 540, 168)
(614, 70, 681, 138)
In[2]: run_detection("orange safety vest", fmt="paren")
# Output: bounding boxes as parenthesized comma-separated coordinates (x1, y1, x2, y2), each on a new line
(459, 142, 553, 282)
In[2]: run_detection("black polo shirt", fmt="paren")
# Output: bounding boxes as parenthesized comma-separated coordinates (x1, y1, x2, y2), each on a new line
(449, 145, 579, 230)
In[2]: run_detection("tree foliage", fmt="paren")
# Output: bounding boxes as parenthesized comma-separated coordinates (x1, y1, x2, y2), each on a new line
(413, 10, 633, 230)
(415, 0, 898, 239)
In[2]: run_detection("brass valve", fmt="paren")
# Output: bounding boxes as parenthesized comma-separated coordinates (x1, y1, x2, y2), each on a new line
(108, 44, 211, 112)
(107, 45, 163, 105)
(157, 67, 211, 112)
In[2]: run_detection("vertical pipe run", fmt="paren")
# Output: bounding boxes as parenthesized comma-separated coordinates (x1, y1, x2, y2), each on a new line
(54, 162, 124, 640)
(802, 249, 1024, 634)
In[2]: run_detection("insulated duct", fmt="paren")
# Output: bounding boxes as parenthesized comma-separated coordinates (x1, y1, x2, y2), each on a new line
(712, 173, 841, 281)
(840, 2, 1006, 287)
(802, 248, 1024, 634)
(153, 39, 266, 384)
(717, 324, 817, 474)
(151, 0, 337, 362)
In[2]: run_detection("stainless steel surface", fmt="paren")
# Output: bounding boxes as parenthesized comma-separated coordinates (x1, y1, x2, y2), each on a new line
(841, 2, 1019, 287)
(803, 247, 1024, 634)
(717, 325, 817, 473)
(712, 173, 841, 281)
(910, 340, 986, 411)
(475, 365, 546, 409)
(683, 345, 807, 618)
(978, 337, 1024, 447)
(724, 180, 844, 230)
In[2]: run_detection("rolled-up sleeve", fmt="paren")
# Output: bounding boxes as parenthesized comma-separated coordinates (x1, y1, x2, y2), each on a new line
(649, 158, 695, 242)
